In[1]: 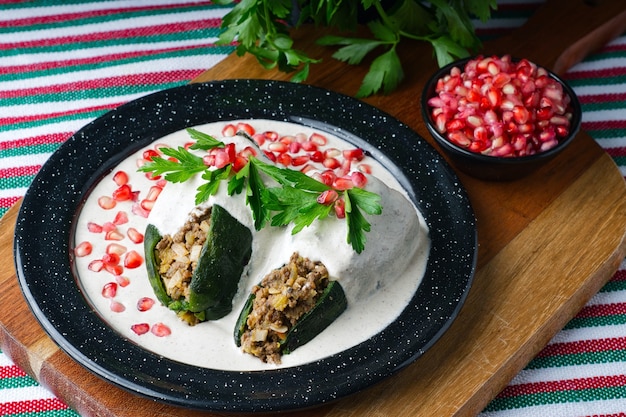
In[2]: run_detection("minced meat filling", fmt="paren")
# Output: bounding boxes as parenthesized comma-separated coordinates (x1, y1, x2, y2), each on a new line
(155, 208, 211, 302)
(241, 252, 330, 364)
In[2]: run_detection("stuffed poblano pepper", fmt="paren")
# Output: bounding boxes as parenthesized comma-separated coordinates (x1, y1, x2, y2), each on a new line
(234, 252, 347, 364)
(144, 204, 253, 325)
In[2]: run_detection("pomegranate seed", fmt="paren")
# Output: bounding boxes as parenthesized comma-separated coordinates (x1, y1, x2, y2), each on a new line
(102, 282, 118, 298)
(252, 134, 266, 146)
(288, 141, 301, 153)
(132, 202, 150, 218)
(342, 148, 365, 161)
(115, 275, 131, 287)
(334, 198, 346, 218)
(221, 123, 236, 137)
(137, 297, 155, 312)
(309, 150, 324, 162)
(112, 170, 129, 186)
(131, 323, 150, 335)
(268, 142, 288, 153)
(323, 157, 341, 170)
(102, 222, 117, 232)
(351, 171, 368, 188)
(106, 243, 127, 255)
(214, 150, 231, 169)
(98, 196, 116, 210)
(309, 133, 327, 146)
(105, 229, 124, 241)
(300, 140, 317, 152)
(102, 252, 120, 266)
(291, 155, 310, 166)
(110, 300, 125, 313)
(88, 259, 104, 272)
(317, 189, 338, 205)
(320, 170, 336, 187)
(276, 153, 292, 166)
(151, 322, 172, 337)
(87, 222, 103, 233)
(124, 250, 143, 269)
(112, 184, 133, 202)
(333, 177, 354, 190)
(74, 241, 92, 257)
(236, 122, 255, 136)
(127, 227, 144, 244)
(263, 151, 276, 162)
(140, 199, 155, 211)
(358, 163, 372, 174)
(142, 149, 160, 161)
(145, 185, 162, 202)
(232, 156, 248, 172)
(104, 263, 124, 276)
(113, 211, 128, 225)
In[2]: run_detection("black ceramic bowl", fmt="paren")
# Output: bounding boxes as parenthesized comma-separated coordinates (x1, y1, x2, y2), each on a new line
(421, 56, 582, 181)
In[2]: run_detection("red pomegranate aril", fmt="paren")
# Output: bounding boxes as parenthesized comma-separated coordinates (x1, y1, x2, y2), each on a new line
(113, 211, 128, 225)
(291, 155, 310, 166)
(88, 259, 104, 272)
(309, 133, 327, 146)
(236, 122, 255, 136)
(151, 323, 172, 337)
(137, 297, 155, 312)
(333, 177, 354, 190)
(98, 196, 116, 210)
(232, 156, 248, 172)
(142, 149, 160, 161)
(132, 202, 150, 218)
(288, 141, 301, 154)
(102, 252, 120, 266)
(115, 275, 130, 287)
(317, 189, 338, 205)
(124, 250, 143, 268)
(276, 153, 292, 166)
(358, 163, 372, 174)
(127, 228, 143, 244)
(112, 170, 129, 186)
(106, 239, 126, 252)
(221, 123, 237, 137)
(323, 157, 341, 170)
(105, 229, 124, 241)
(268, 142, 288, 153)
(263, 150, 276, 162)
(104, 263, 123, 276)
(110, 300, 125, 313)
(351, 171, 368, 188)
(239, 146, 257, 158)
(87, 222, 103, 233)
(320, 170, 336, 187)
(102, 282, 118, 298)
(74, 241, 93, 257)
(300, 140, 317, 152)
(310, 150, 324, 162)
(112, 184, 133, 202)
(145, 185, 162, 202)
(131, 323, 150, 335)
(342, 148, 365, 161)
(334, 198, 346, 219)
(140, 199, 154, 211)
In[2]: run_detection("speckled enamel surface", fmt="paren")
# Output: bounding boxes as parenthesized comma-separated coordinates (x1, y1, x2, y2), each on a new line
(14, 80, 477, 412)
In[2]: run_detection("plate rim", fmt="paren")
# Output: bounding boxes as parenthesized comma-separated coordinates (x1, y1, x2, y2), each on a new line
(14, 79, 477, 412)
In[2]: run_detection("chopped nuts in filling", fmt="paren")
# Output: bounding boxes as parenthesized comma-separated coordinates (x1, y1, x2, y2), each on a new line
(241, 252, 330, 364)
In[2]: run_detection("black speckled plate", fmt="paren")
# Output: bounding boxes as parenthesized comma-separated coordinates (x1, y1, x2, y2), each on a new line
(14, 80, 476, 413)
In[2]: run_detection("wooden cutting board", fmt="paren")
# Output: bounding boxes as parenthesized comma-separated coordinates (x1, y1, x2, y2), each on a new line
(2, 1, 626, 416)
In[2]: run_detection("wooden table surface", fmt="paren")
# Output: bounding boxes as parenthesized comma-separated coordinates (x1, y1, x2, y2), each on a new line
(1, 0, 626, 416)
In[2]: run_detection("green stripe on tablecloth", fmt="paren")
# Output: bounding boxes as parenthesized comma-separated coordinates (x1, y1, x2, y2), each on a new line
(2, 110, 107, 133)
(582, 102, 626, 112)
(0, 3, 230, 34)
(526, 349, 626, 370)
(0, 376, 38, 390)
(0, 45, 234, 83)
(584, 128, 626, 140)
(0, 144, 60, 159)
(567, 76, 626, 87)
(0, 175, 37, 191)
(484, 385, 626, 412)
(599, 279, 626, 293)
(571, 49, 626, 63)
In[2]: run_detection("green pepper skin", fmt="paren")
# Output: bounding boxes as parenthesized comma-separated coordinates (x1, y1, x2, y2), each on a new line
(187, 204, 253, 315)
(234, 280, 347, 354)
(143, 204, 253, 322)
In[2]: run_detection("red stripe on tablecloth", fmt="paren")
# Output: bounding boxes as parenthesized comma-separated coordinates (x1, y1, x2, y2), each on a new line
(0, 1, 215, 28)
(566, 67, 626, 80)
(573, 303, 626, 319)
(0, 165, 42, 179)
(0, 133, 69, 150)
(0, 398, 71, 415)
(0, 70, 201, 99)
(0, 44, 213, 75)
(577, 92, 626, 104)
(536, 337, 626, 358)
(0, 102, 123, 127)
(604, 147, 626, 158)
(582, 120, 626, 131)
(0, 196, 22, 209)
(498, 375, 626, 397)
(0, 18, 222, 50)
(0, 365, 27, 379)
(613, 269, 626, 282)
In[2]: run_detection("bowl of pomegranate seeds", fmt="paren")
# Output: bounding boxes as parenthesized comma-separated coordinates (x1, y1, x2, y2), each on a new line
(421, 54, 581, 181)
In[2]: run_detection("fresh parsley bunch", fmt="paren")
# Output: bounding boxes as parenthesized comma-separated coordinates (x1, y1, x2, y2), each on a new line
(139, 129, 382, 253)
(213, 0, 496, 97)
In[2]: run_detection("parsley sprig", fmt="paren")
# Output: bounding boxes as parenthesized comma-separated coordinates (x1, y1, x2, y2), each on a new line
(139, 128, 382, 253)
(213, 0, 495, 97)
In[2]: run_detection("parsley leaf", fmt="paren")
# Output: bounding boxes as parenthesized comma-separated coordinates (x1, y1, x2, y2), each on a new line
(138, 147, 206, 183)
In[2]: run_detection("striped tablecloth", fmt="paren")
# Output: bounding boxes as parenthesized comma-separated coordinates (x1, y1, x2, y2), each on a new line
(1, 1, 625, 416)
